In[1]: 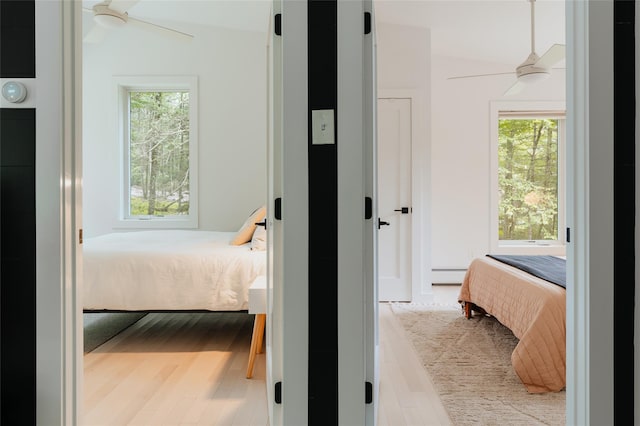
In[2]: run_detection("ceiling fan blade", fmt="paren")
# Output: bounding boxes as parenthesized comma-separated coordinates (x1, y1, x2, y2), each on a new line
(447, 71, 515, 80)
(83, 25, 108, 43)
(503, 79, 526, 96)
(106, 0, 140, 14)
(127, 16, 194, 41)
(535, 44, 566, 69)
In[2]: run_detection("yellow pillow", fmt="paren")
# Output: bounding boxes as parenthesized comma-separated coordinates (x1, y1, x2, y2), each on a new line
(230, 206, 266, 245)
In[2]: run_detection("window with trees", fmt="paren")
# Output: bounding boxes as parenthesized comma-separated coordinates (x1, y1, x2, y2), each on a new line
(116, 76, 198, 228)
(490, 101, 566, 255)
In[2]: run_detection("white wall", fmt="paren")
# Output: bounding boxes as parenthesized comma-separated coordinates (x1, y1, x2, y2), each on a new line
(377, 23, 429, 91)
(82, 15, 565, 289)
(83, 23, 268, 237)
(375, 21, 566, 286)
(430, 54, 566, 282)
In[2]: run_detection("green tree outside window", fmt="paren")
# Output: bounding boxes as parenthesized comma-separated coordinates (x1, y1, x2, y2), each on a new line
(498, 118, 559, 241)
(128, 91, 190, 217)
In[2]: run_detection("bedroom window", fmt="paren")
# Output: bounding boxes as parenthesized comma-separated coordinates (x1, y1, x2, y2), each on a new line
(116, 76, 198, 228)
(490, 101, 566, 255)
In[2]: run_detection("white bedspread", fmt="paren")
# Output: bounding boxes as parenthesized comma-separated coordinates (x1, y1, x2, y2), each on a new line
(83, 230, 266, 311)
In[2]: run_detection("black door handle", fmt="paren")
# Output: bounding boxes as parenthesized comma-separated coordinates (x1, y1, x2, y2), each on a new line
(255, 220, 267, 229)
(394, 207, 410, 214)
(378, 218, 390, 229)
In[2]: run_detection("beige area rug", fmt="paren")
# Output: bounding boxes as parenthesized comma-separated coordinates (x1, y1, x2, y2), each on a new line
(391, 303, 565, 426)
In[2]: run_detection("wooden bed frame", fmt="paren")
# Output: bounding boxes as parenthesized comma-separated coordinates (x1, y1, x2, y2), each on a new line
(462, 301, 486, 319)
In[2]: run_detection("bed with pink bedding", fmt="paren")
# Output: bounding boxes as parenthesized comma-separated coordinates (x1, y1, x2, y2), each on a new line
(458, 255, 566, 393)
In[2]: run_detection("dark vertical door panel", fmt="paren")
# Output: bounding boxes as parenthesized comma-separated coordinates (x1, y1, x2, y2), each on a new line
(1, 108, 37, 426)
(1, 1, 38, 422)
(613, 0, 635, 421)
(0, 0, 36, 78)
(307, 0, 338, 424)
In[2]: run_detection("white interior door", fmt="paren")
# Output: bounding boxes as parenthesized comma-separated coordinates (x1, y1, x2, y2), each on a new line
(377, 98, 412, 302)
(265, 3, 280, 422)
(268, 1, 309, 424)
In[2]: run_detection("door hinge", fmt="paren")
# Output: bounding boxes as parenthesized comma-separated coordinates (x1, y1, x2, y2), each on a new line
(364, 12, 371, 34)
(275, 13, 282, 36)
(365, 381, 373, 404)
(365, 197, 372, 219)
(275, 198, 282, 220)
(79, 229, 83, 244)
(275, 381, 282, 404)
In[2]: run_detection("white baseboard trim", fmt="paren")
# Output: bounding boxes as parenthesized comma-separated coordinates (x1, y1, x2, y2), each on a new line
(432, 269, 467, 284)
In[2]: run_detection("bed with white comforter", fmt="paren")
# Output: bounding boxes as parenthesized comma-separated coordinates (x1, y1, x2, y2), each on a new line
(83, 230, 266, 312)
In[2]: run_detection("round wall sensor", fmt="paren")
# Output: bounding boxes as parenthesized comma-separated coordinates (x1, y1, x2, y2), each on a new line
(2, 81, 28, 103)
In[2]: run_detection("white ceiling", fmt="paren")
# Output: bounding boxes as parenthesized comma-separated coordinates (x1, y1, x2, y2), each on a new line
(376, 0, 565, 66)
(83, 0, 565, 68)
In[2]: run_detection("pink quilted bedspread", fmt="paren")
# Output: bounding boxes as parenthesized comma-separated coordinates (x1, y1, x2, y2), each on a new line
(458, 256, 566, 393)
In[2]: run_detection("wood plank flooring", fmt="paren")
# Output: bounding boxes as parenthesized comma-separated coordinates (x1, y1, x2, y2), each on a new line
(83, 286, 460, 426)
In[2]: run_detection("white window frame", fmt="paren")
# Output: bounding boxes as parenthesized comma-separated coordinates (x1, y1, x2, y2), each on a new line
(115, 75, 198, 229)
(489, 100, 566, 256)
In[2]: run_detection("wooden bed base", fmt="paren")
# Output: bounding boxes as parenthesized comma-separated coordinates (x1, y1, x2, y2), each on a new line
(462, 301, 487, 319)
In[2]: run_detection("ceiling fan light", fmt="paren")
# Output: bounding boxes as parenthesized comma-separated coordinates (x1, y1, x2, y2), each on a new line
(94, 13, 126, 29)
(518, 71, 550, 84)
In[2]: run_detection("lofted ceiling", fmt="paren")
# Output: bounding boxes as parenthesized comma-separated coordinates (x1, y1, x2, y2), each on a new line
(82, 0, 565, 68)
(375, 0, 565, 67)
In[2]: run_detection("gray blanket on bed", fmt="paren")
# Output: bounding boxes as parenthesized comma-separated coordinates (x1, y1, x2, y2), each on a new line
(486, 254, 566, 288)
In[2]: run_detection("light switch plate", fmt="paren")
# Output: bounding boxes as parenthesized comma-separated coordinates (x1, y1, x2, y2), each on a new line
(312, 109, 335, 145)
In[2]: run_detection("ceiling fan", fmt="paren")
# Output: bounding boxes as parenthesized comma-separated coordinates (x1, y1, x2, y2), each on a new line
(448, 0, 565, 96)
(82, 0, 194, 44)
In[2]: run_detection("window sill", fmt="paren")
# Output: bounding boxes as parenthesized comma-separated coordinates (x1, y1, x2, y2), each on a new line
(493, 243, 566, 257)
(114, 218, 198, 230)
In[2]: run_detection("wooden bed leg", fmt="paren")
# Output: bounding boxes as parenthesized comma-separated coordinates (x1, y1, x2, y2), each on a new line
(464, 302, 472, 319)
(246, 313, 266, 379)
(255, 314, 265, 354)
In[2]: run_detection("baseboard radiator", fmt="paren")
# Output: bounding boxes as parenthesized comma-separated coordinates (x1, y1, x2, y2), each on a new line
(432, 268, 467, 284)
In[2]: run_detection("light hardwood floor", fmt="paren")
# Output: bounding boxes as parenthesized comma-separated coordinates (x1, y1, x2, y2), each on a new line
(83, 285, 461, 426)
